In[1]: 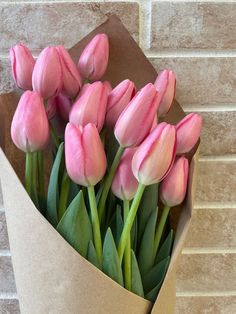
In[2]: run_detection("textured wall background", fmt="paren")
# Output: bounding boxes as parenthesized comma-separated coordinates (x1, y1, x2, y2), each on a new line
(0, 1, 236, 313)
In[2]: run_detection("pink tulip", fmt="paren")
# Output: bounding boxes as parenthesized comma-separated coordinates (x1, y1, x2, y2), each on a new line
(114, 83, 159, 147)
(176, 113, 202, 154)
(112, 148, 138, 201)
(65, 123, 107, 186)
(106, 79, 136, 129)
(69, 81, 108, 132)
(154, 70, 176, 117)
(78, 33, 109, 81)
(46, 98, 57, 120)
(32, 46, 62, 99)
(150, 114, 158, 132)
(10, 44, 35, 90)
(160, 157, 189, 207)
(11, 91, 49, 152)
(56, 46, 81, 98)
(48, 93, 72, 121)
(103, 81, 112, 94)
(132, 122, 176, 186)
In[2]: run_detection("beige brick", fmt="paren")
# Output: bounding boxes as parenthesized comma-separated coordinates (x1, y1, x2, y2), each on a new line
(177, 253, 236, 292)
(0, 300, 20, 314)
(196, 159, 236, 204)
(0, 2, 139, 54)
(150, 57, 236, 107)
(176, 295, 236, 314)
(0, 58, 14, 94)
(151, 2, 236, 50)
(0, 212, 9, 250)
(0, 257, 16, 294)
(185, 208, 236, 248)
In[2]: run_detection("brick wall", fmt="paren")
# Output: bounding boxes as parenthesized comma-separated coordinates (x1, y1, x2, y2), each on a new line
(0, 1, 236, 313)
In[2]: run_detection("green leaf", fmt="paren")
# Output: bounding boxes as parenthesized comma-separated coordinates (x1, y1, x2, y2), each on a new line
(103, 228, 124, 287)
(143, 256, 170, 294)
(131, 250, 144, 297)
(131, 217, 138, 252)
(115, 205, 123, 246)
(46, 143, 64, 227)
(56, 191, 92, 258)
(138, 210, 157, 275)
(87, 240, 101, 269)
(138, 184, 158, 242)
(67, 180, 80, 205)
(155, 230, 174, 263)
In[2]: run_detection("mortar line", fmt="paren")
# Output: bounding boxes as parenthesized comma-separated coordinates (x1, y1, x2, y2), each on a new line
(138, 0, 152, 50)
(194, 202, 236, 209)
(183, 104, 236, 112)
(146, 50, 236, 58)
(0, 249, 11, 257)
(182, 247, 236, 254)
(199, 155, 236, 161)
(177, 291, 236, 297)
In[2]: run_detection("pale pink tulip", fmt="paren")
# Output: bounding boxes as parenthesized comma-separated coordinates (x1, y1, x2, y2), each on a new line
(78, 33, 109, 81)
(106, 79, 136, 129)
(103, 81, 112, 94)
(69, 81, 108, 132)
(154, 70, 176, 117)
(11, 91, 49, 152)
(132, 122, 176, 186)
(112, 148, 138, 201)
(160, 157, 189, 207)
(114, 83, 159, 147)
(176, 113, 202, 154)
(32, 46, 62, 99)
(48, 93, 72, 121)
(65, 123, 107, 186)
(10, 44, 35, 90)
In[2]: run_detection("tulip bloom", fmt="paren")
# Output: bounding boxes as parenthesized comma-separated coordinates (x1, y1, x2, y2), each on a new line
(10, 44, 35, 90)
(132, 122, 176, 186)
(176, 113, 202, 154)
(114, 83, 159, 147)
(103, 81, 112, 94)
(48, 93, 72, 121)
(160, 157, 189, 207)
(32, 46, 62, 99)
(69, 81, 108, 132)
(112, 148, 138, 201)
(56, 46, 81, 98)
(65, 123, 107, 186)
(154, 70, 176, 117)
(106, 79, 136, 129)
(11, 91, 49, 152)
(78, 33, 109, 81)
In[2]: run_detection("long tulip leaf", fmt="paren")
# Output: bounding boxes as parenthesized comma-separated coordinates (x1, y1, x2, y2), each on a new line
(87, 240, 101, 269)
(131, 250, 144, 297)
(155, 229, 174, 263)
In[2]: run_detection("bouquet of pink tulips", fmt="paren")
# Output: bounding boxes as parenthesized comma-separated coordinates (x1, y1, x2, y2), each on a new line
(9, 31, 202, 304)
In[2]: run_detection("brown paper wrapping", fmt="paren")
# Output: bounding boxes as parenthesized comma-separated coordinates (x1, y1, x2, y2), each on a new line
(0, 15, 199, 314)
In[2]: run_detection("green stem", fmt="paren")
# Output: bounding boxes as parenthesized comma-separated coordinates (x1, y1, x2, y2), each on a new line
(38, 151, 45, 199)
(58, 172, 70, 220)
(118, 183, 146, 263)
(25, 152, 33, 196)
(98, 146, 125, 221)
(123, 200, 131, 291)
(87, 185, 103, 265)
(32, 152, 39, 208)
(153, 205, 171, 262)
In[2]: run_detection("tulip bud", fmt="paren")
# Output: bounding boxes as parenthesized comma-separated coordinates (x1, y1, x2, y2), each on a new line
(32, 46, 62, 99)
(114, 83, 159, 147)
(65, 123, 107, 186)
(132, 123, 176, 186)
(56, 46, 81, 98)
(106, 79, 136, 129)
(46, 98, 57, 120)
(69, 81, 108, 132)
(11, 91, 49, 152)
(176, 113, 202, 154)
(150, 114, 158, 132)
(154, 70, 176, 117)
(103, 81, 112, 94)
(10, 44, 35, 90)
(160, 157, 189, 207)
(112, 148, 138, 201)
(78, 33, 109, 81)
(48, 93, 72, 121)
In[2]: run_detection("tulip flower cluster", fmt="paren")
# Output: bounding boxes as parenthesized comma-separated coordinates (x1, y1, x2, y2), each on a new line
(10, 33, 202, 302)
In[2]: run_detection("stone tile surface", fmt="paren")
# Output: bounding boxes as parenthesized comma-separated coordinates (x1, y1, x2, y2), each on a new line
(150, 57, 236, 106)
(0, 59, 14, 94)
(151, 1, 236, 50)
(0, 300, 20, 314)
(0, 212, 9, 250)
(0, 257, 16, 294)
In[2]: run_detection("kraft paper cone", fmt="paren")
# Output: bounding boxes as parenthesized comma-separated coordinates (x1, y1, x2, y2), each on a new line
(0, 15, 199, 314)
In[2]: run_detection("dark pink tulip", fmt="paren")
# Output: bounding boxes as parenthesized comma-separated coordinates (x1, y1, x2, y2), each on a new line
(106, 79, 136, 129)
(56, 46, 81, 98)
(154, 70, 176, 117)
(11, 91, 49, 152)
(160, 157, 189, 207)
(32, 46, 62, 99)
(176, 113, 202, 154)
(112, 148, 138, 201)
(48, 93, 72, 121)
(78, 33, 109, 81)
(132, 122, 176, 186)
(65, 123, 107, 186)
(10, 44, 35, 90)
(114, 83, 159, 147)
(69, 81, 108, 132)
